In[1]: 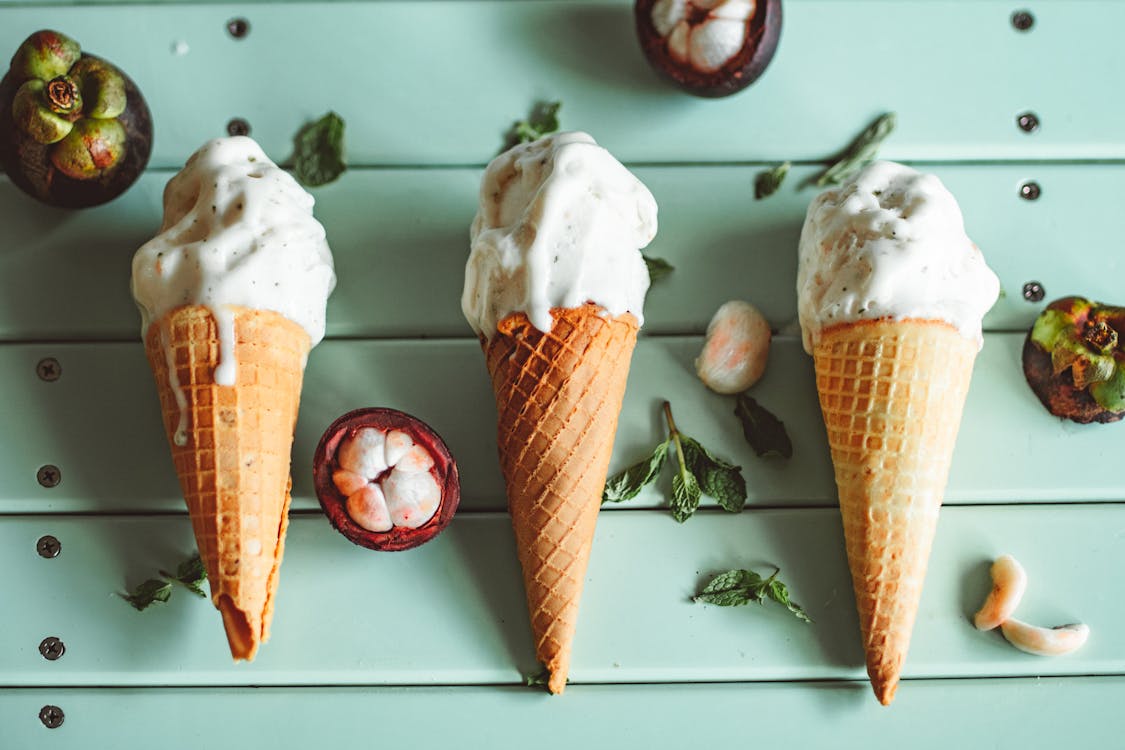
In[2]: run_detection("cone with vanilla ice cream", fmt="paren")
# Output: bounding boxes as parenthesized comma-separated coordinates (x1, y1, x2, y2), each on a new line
(797, 161, 999, 704)
(131, 137, 335, 660)
(463, 132, 657, 694)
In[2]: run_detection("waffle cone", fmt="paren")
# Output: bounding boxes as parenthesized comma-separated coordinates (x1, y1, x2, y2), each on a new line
(144, 305, 310, 662)
(812, 318, 977, 705)
(483, 305, 638, 694)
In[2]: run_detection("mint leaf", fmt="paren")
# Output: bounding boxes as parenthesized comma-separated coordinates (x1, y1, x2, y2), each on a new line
(503, 100, 562, 152)
(643, 254, 674, 283)
(524, 665, 550, 688)
(162, 553, 208, 598)
(734, 394, 793, 459)
(766, 578, 813, 623)
(122, 579, 173, 611)
(754, 161, 790, 200)
(813, 112, 896, 187)
(694, 569, 766, 606)
(670, 469, 701, 523)
(603, 440, 669, 504)
(293, 111, 347, 187)
(680, 436, 747, 513)
(695, 567, 813, 623)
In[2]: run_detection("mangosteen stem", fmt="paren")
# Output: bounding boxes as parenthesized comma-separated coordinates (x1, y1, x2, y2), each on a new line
(1083, 320, 1118, 353)
(46, 76, 80, 116)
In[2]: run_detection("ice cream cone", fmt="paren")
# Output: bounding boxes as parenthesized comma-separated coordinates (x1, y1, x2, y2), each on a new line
(483, 304, 639, 694)
(812, 318, 977, 705)
(144, 304, 310, 661)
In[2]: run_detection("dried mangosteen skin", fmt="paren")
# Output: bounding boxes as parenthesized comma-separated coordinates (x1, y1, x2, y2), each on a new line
(0, 53, 152, 209)
(1022, 296, 1125, 425)
(314, 408, 461, 552)
(634, 0, 782, 98)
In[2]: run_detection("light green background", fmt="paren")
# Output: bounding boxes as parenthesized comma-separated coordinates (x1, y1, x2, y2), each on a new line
(0, 0, 1120, 745)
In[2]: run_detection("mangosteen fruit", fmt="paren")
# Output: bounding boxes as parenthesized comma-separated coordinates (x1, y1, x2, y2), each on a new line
(635, 0, 782, 98)
(314, 408, 461, 551)
(0, 29, 153, 208)
(1023, 296, 1125, 424)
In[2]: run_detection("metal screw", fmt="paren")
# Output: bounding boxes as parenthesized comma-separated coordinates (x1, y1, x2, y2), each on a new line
(1023, 281, 1046, 302)
(1017, 112, 1040, 133)
(39, 705, 64, 729)
(36, 535, 61, 559)
(39, 637, 65, 661)
(37, 465, 61, 488)
(226, 18, 250, 38)
(36, 357, 61, 382)
(1019, 181, 1041, 200)
(1011, 10, 1034, 31)
(227, 118, 251, 137)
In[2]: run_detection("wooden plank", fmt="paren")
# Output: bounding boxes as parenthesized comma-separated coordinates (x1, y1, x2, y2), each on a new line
(0, 507, 1118, 686)
(0, 163, 1115, 341)
(0, 333, 1117, 514)
(0, 678, 1120, 748)
(0, 2, 1121, 167)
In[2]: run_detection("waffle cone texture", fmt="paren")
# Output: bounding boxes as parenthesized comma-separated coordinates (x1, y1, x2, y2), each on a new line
(812, 319, 977, 705)
(483, 304, 639, 694)
(144, 305, 310, 661)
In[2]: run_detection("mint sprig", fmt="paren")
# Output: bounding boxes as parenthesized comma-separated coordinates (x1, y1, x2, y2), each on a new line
(754, 161, 789, 200)
(122, 552, 208, 611)
(643, 254, 674, 283)
(602, 401, 747, 522)
(502, 100, 562, 152)
(292, 111, 347, 187)
(812, 112, 896, 187)
(695, 567, 812, 623)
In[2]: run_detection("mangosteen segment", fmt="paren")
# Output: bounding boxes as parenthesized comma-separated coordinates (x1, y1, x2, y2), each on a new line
(636, 0, 782, 97)
(0, 29, 152, 208)
(314, 408, 461, 551)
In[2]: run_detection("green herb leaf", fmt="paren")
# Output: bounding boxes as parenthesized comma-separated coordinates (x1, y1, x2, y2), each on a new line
(122, 579, 173, 611)
(694, 569, 766, 606)
(643, 254, 674, 283)
(524, 666, 550, 688)
(161, 553, 208, 598)
(680, 436, 747, 513)
(766, 577, 813, 623)
(293, 111, 347, 187)
(754, 161, 790, 200)
(502, 100, 562, 152)
(670, 469, 701, 523)
(813, 112, 897, 187)
(695, 567, 813, 623)
(603, 439, 669, 504)
(734, 394, 793, 459)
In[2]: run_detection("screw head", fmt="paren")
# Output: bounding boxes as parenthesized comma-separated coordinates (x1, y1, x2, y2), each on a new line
(1023, 281, 1046, 302)
(1019, 181, 1041, 201)
(36, 357, 61, 382)
(227, 118, 251, 137)
(39, 705, 64, 729)
(226, 18, 250, 38)
(39, 637, 65, 661)
(1017, 112, 1040, 133)
(37, 465, 61, 488)
(1011, 10, 1034, 31)
(36, 535, 61, 558)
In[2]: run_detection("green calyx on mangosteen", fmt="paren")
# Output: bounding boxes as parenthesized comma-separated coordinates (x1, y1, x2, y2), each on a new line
(0, 29, 152, 208)
(1023, 296, 1125, 423)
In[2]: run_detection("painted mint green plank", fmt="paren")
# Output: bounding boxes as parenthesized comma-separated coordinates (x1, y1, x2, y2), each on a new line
(0, 2, 1121, 166)
(0, 506, 1119, 686)
(0, 163, 1114, 342)
(1, 333, 1119, 514)
(0, 679, 1120, 749)
(1, 332, 1119, 514)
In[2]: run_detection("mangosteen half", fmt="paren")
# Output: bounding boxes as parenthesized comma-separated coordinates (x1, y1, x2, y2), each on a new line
(314, 408, 461, 551)
(0, 29, 153, 208)
(635, 0, 782, 98)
